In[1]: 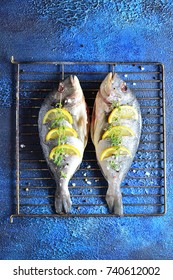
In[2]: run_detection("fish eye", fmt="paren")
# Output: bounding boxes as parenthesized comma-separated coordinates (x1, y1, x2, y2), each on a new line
(121, 83, 127, 92)
(58, 82, 64, 93)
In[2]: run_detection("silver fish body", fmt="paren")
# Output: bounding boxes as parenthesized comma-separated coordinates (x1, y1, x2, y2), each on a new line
(91, 73, 142, 215)
(38, 75, 89, 214)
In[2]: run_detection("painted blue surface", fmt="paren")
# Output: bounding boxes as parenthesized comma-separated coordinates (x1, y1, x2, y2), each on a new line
(0, 0, 173, 260)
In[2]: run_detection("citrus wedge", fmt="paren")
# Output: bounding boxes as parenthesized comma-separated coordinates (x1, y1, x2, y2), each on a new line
(49, 144, 81, 159)
(43, 108, 73, 124)
(102, 125, 135, 139)
(100, 146, 132, 161)
(46, 126, 78, 141)
(108, 105, 138, 123)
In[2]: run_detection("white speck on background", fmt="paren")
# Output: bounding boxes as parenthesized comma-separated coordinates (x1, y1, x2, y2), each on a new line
(87, 181, 91, 185)
(20, 144, 25, 148)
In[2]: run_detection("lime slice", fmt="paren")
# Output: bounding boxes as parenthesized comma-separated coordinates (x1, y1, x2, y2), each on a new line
(46, 126, 78, 141)
(100, 146, 132, 161)
(108, 105, 138, 123)
(49, 144, 81, 159)
(43, 108, 73, 124)
(102, 126, 135, 139)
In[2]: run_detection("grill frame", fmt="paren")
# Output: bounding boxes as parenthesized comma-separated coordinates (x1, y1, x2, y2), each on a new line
(10, 57, 167, 223)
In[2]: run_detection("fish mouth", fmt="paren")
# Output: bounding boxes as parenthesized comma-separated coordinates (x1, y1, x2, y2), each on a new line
(102, 72, 112, 96)
(103, 72, 117, 96)
(103, 72, 122, 99)
(66, 75, 83, 102)
(107, 72, 117, 83)
(70, 75, 75, 84)
(107, 72, 113, 82)
(70, 75, 79, 86)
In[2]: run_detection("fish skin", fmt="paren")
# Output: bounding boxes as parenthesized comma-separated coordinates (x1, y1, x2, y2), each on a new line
(91, 72, 142, 215)
(38, 75, 89, 214)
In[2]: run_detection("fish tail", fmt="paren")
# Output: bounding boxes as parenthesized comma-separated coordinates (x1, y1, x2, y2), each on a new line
(54, 181, 72, 214)
(106, 183, 123, 216)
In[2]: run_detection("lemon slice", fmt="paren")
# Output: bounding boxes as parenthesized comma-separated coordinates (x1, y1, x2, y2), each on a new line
(46, 126, 78, 141)
(108, 105, 138, 123)
(43, 108, 73, 124)
(100, 146, 132, 161)
(49, 144, 81, 159)
(102, 126, 135, 139)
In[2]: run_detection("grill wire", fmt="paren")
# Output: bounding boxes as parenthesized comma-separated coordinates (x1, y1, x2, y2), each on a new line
(10, 59, 166, 222)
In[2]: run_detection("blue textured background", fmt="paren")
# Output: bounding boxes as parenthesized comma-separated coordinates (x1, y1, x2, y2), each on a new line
(0, 0, 173, 260)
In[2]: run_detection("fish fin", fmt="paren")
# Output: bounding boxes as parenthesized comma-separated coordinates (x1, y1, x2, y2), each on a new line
(55, 193, 72, 214)
(106, 186, 123, 216)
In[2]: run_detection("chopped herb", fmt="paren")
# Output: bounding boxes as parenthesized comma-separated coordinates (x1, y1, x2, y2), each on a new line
(55, 125, 67, 145)
(50, 99, 63, 128)
(60, 171, 67, 178)
(109, 101, 121, 125)
(111, 100, 121, 111)
(109, 160, 120, 171)
(53, 148, 64, 166)
(108, 123, 114, 130)
(53, 155, 63, 166)
(51, 116, 64, 128)
(60, 135, 67, 144)
(50, 100, 72, 167)
(57, 138, 61, 146)
(107, 117, 121, 130)
(112, 117, 119, 123)
(55, 102, 62, 108)
(110, 134, 122, 146)
(57, 135, 67, 145)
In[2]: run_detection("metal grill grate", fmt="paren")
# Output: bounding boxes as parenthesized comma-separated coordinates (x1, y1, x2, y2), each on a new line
(10, 58, 166, 222)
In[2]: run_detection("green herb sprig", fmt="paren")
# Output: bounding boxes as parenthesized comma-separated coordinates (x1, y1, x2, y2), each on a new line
(51, 116, 64, 128)
(111, 100, 121, 111)
(53, 148, 64, 166)
(110, 134, 122, 146)
(55, 102, 62, 108)
(60, 171, 67, 178)
(109, 160, 120, 171)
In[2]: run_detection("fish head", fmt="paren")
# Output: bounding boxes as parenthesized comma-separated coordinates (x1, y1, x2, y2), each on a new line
(100, 72, 134, 104)
(57, 75, 83, 100)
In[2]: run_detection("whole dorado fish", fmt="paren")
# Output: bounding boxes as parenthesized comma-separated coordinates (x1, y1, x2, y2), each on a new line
(38, 75, 89, 214)
(91, 72, 142, 215)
